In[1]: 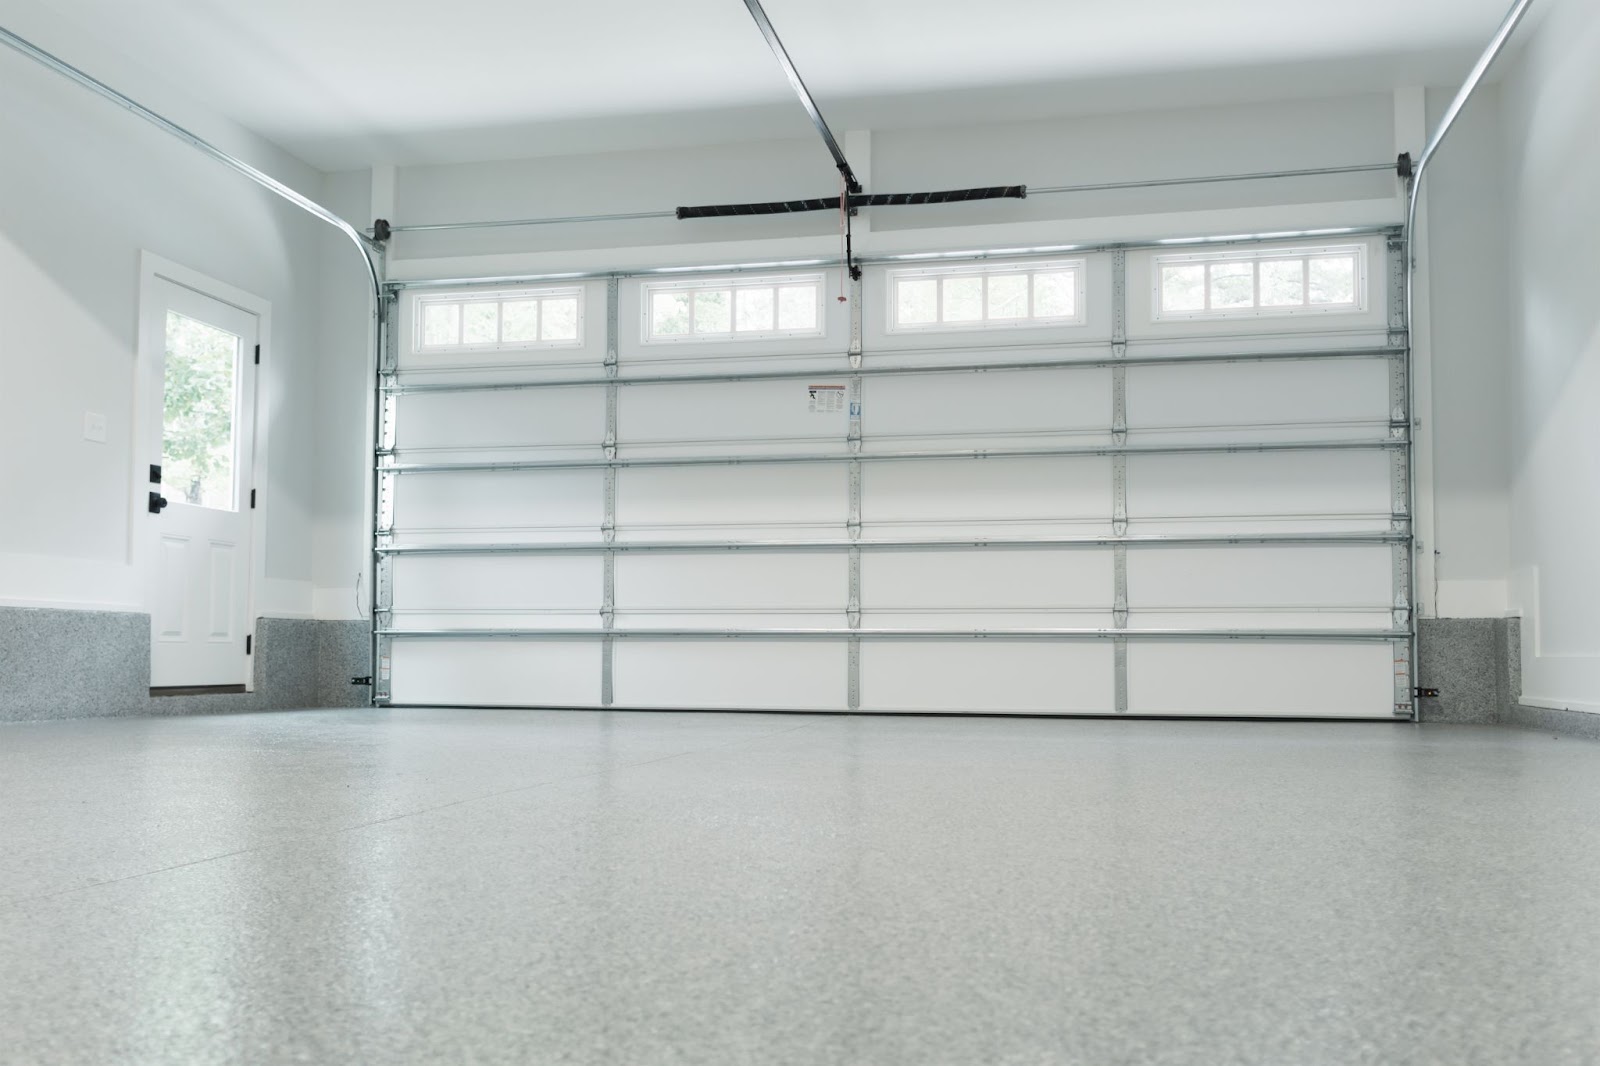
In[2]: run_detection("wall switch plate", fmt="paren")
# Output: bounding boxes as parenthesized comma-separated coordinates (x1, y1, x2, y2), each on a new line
(83, 412, 108, 443)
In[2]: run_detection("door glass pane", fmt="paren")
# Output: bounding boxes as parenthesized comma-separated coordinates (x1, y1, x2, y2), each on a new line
(540, 297, 580, 341)
(163, 311, 239, 510)
(462, 302, 499, 344)
(896, 278, 937, 325)
(501, 300, 539, 342)
(735, 287, 775, 332)
(651, 291, 690, 336)
(1161, 265, 1205, 312)
(942, 276, 982, 322)
(693, 290, 731, 334)
(777, 285, 818, 330)
(422, 302, 460, 346)
(1032, 272, 1076, 318)
(1209, 262, 1255, 309)
(1260, 259, 1306, 307)
(986, 274, 1029, 319)
(1309, 255, 1357, 305)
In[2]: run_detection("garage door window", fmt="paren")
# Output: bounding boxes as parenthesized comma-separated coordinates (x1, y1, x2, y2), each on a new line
(888, 260, 1086, 332)
(643, 274, 825, 343)
(414, 287, 585, 352)
(1153, 245, 1366, 320)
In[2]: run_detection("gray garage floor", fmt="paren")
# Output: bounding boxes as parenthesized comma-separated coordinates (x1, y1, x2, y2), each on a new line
(2, 709, 1598, 1066)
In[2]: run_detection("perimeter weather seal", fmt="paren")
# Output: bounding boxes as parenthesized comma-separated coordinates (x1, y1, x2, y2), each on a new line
(676, 185, 1027, 220)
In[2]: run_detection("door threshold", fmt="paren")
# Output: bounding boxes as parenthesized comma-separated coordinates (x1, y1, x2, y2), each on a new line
(149, 685, 248, 697)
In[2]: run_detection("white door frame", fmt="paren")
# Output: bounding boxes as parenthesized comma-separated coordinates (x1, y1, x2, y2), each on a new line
(135, 252, 272, 690)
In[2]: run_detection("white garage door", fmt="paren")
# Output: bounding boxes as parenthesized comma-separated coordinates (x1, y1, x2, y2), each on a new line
(374, 229, 1413, 718)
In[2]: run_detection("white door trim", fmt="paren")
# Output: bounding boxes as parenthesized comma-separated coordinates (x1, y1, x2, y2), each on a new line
(135, 252, 272, 690)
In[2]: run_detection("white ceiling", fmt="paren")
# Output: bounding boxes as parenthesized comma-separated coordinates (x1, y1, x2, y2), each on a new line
(7, 0, 1525, 171)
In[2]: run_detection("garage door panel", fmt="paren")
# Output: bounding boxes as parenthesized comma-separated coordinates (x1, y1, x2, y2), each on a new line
(616, 553, 845, 612)
(620, 379, 852, 456)
(1128, 546, 1393, 610)
(397, 387, 606, 461)
(865, 458, 1113, 536)
(394, 470, 604, 540)
(1128, 643, 1397, 717)
(389, 640, 602, 707)
(617, 465, 845, 537)
(1127, 360, 1391, 445)
(861, 643, 1116, 713)
(1126, 451, 1393, 532)
(394, 554, 603, 605)
(613, 642, 847, 710)
(864, 370, 1112, 447)
(862, 550, 1114, 609)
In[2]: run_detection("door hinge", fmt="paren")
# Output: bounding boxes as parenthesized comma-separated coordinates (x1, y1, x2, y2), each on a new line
(254, 344, 261, 365)
(245, 635, 253, 655)
(250, 489, 256, 509)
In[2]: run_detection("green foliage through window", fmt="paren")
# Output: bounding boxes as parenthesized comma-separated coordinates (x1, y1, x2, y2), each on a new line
(163, 312, 238, 509)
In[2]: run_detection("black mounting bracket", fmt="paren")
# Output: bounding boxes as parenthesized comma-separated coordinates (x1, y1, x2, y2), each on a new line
(351, 675, 374, 687)
(372, 219, 392, 242)
(1415, 686, 1440, 699)
(1397, 152, 1415, 180)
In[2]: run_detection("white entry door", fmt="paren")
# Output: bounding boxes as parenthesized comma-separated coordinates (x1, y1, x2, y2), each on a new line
(140, 273, 259, 688)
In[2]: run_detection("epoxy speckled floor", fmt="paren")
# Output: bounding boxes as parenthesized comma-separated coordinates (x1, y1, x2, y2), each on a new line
(2, 709, 1598, 1065)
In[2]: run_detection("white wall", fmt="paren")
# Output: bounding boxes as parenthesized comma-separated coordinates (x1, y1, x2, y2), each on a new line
(1499, 0, 1600, 713)
(310, 170, 376, 620)
(0, 3, 343, 615)
(1419, 85, 1512, 617)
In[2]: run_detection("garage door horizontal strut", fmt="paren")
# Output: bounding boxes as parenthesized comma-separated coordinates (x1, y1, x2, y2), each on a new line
(379, 627, 1410, 643)
(382, 346, 1405, 395)
(376, 532, 1408, 557)
(379, 438, 1406, 476)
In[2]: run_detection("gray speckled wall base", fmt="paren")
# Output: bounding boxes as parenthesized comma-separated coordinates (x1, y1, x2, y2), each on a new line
(0, 608, 362, 722)
(315, 619, 372, 708)
(1505, 703, 1600, 740)
(0, 607, 149, 721)
(1417, 617, 1520, 725)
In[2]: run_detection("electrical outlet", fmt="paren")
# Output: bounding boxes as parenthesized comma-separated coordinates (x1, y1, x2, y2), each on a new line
(83, 412, 107, 443)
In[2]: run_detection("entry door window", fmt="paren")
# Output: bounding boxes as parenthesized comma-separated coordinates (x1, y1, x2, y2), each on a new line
(163, 311, 241, 510)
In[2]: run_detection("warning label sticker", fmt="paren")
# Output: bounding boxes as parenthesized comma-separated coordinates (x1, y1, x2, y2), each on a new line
(807, 384, 846, 414)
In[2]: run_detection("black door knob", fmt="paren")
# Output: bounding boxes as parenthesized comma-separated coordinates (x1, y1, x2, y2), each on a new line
(148, 491, 169, 514)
